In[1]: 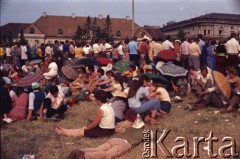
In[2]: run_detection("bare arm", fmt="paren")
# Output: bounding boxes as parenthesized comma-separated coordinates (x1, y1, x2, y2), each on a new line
(85, 109, 103, 130)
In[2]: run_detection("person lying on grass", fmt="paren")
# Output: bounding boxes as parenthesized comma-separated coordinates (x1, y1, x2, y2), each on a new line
(54, 90, 115, 138)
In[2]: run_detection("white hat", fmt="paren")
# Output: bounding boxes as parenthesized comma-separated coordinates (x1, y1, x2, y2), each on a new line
(132, 114, 145, 129)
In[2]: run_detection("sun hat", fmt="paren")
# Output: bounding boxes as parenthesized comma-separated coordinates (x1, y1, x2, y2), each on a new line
(32, 82, 40, 89)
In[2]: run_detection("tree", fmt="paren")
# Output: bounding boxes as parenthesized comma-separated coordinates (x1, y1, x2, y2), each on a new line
(19, 29, 26, 44)
(177, 28, 185, 42)
(2, 34, 7, 44)
(8, 32, 13, 45)
(73, 25, 84, 43)
(92, 17, 98, 42)
(83, 16, 92, 41)
(103, 15, 113, 41)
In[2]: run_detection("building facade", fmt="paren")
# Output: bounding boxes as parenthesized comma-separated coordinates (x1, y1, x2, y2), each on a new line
(161, 13, 240, 40)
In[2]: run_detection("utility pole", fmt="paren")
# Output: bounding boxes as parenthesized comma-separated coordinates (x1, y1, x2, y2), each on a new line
(132, 0, 134, 38)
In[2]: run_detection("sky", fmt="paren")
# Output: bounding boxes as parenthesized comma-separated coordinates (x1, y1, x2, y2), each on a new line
(0, 0, 240, 27)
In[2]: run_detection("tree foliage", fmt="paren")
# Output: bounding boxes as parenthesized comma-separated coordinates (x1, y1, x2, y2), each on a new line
(177, 28, 185, 42)
(20, 29, 26, 44)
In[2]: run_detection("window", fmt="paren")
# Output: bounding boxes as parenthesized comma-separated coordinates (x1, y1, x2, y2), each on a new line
(35, 40, 39, 44)
(116, 31, 121, 37)
(141, 32, 146, 37)
(58, 29, 63, 34)
(219, 27, 224, 35)
(204, 30, 206, 36)
(29, 27, 35, 34)
(231, 26, 234, 30)
(208, 30, 211, 35)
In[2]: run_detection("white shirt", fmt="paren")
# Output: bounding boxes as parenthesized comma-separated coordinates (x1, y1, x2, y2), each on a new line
(225, 38, 240, 54)
(83, 46, 92, 55)
(48, 62, 58, 73)
(21, 45, 28, 59)
(117, 44, 124, 56)
(46, 91, 65, 109)
(99, 103, 115, 129)
(6, 47, 11, 56)
(93, 43, 100, 54)
(162, 40, 174, 50)
(196, 72, 213, 84)
(45, 46, 51, 55)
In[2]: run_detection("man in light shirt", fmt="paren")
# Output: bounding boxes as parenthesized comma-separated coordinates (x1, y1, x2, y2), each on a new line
(180, 37, 190, 69)
(128, 36, 139, 66)
(42, 85, 68, 119)
(189, 38, 201, 71)
(162, 35, 174, 50)
(152, 38, 163, 61)
(93, 39, 100, 58)
(99, 39, 112, 58)
(225, 33, 240, 69)
(20, 42, 28, 66)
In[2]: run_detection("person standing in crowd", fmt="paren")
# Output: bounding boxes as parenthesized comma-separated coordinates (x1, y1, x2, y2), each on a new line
(93, 39, 100, 58)
(122, 37, 130, 61)
(198, 34, 205, 52)
(69, 41, 75, 59)
(99, 39, 112, 58)
(225, 32, 240, 69)
(0, 44, 5, 65)
(128, 36, 139, 66)
(5, 44, 12, 64)
(189, 38, 201, 71)
(216, 40, 227, 75)
(206, 40, 217, 71)
(52, 40, 60, 55)
(83, 43, 93, 58)
(174, 40, 181, 66)
(139, 38, 149, 67)
(75, 42, 84, 59)
(148, 38, 156, 62)
(152, 38, 163, 62)
(162, 35, 174, 50)
(117, 41, 124, 60)
(12, 43, 21, 68)
(180, 37, 190, 69)
(45, 43, 52, 57)
(63, 40, 70, 65)
(20, 42, 28, 66)
(30, 44, 38, 60)
(27, 82, 46, 121)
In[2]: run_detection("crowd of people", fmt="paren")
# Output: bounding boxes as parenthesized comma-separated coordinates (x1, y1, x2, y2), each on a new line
(0, 32, 240, 159)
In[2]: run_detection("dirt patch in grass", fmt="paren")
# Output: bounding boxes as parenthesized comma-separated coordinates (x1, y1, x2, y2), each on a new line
(1, 93, 240, 159)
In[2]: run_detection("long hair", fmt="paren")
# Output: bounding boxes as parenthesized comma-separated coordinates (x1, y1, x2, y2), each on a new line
(16, 87, 24, 97)
(114, 76, 124, 91)
(127, 80, 141, 98)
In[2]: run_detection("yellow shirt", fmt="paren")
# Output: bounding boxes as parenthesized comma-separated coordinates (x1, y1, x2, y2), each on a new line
(122, 70, 137, 78)
(0, 47, 5, 56)
(189, 42, 201, 56)
(156, 87, 171, 102)
(75, 47, 84, 58)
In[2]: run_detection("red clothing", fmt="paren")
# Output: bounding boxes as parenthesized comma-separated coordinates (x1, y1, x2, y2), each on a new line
(139, 42, 149, 54)
(9, 93, 29, 120)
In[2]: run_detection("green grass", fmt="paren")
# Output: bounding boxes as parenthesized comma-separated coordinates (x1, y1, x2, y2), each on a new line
(1, 93, 240, 159)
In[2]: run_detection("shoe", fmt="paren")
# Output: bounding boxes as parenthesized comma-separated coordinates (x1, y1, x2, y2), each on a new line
(132, 114, 145, 129)
(3, 117, 13, 123)
(29, 116, 38, 121)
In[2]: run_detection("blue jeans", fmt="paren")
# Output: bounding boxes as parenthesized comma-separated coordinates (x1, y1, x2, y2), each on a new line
(133, 98, 160, 114)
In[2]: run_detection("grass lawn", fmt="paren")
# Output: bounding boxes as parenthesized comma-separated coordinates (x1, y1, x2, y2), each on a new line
(1, 93, 240, 159)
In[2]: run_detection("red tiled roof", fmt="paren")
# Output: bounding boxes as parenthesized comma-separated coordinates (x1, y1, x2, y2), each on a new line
(0, 23, 31, 38)
(33, 15, 141, 39)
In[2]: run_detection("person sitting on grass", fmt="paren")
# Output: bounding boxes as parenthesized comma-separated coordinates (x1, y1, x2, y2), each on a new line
(70, 67, 88, 91)
(40, 85, 68, 120)
(150, 79, 171, 114)
(121, 64, 137, 78)
(54, 90, 115, 138)
(128, 76, 160, 125)
(27, 82, 46, 121)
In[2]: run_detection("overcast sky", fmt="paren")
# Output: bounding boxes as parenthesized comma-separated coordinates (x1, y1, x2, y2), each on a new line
(1, 0, 240, 27)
